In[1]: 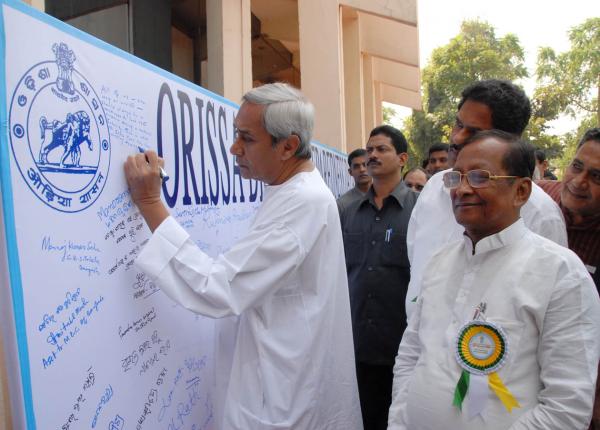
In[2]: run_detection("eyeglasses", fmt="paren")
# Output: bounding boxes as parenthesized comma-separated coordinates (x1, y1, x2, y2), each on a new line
(442, 169, 519, 189)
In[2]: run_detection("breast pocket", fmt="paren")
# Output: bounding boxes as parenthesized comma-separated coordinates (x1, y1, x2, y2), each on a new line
(380, 232, 409, 267)
(343, 233, 365, 267)
(485, 318, 525, 382)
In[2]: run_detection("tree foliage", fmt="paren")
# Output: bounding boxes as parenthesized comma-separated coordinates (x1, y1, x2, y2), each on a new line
(404, 20, 528, 163)
(534, 17, 599, 125)
(382, 105, 397, 125)
(532, 17, 600, 174)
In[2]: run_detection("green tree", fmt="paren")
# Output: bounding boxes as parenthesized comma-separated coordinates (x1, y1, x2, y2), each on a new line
(404, 20, 528, 163)
(533, 17, 600, 170)
(534, 17, 599, 125)
(382, 105, 397, 125)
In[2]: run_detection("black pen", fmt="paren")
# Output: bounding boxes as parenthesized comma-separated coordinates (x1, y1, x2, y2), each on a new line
(138, 146, 169, 181)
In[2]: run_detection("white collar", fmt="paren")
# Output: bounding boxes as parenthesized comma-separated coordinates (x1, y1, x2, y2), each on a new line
(463, 218, 527, 257)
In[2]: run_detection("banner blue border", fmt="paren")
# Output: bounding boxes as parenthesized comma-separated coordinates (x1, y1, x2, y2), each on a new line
(0, 1, 36, 428)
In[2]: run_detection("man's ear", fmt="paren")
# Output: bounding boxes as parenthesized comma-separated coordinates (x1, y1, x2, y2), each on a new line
(398, 152, 409, 166)
(542, 160, 549, 171)
(514, 177, 532, 209)
(280, 135, 300, 161)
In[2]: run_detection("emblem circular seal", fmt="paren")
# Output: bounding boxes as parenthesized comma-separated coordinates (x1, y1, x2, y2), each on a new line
(9, 42, 110, 213)
(455, 320, 508, 375)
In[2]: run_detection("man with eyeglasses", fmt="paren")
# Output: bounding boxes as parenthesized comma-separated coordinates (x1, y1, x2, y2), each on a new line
(537, 127, 600, 430)
(388, 130, 600, 430)
(403, 167, 430, 193)
(405, 80, 567, 318)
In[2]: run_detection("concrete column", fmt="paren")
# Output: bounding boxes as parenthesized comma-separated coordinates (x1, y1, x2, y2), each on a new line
(362, 54, 376, 135)
(298, 0, 345, 150)
(374, 82, 383, 125)
(24, 0, 44, 10)
(342, 8, 364, 152)
(206, 0, 252, 101)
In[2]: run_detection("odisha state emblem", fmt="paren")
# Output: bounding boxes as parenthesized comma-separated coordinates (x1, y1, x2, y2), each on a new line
(9, 42, 110, 213)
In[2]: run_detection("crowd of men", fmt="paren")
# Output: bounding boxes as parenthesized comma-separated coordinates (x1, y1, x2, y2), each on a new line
(126, 79, 600, 430)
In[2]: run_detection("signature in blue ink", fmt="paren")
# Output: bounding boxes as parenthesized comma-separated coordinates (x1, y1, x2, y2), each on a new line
(90, 385, 113, 428)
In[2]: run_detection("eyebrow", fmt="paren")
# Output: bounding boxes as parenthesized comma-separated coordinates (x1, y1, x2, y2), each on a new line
(235, 127, 253, 136)
(456, 115, 483, 132)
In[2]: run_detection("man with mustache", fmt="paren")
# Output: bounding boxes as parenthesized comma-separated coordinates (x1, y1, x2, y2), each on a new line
(388, 130, 600, 429)
(337, 148, 372, 213)
(124, 83, 362, 430)
(405, 79, 567, 318)
(339, 125, 418, 430)
(537, 127, 600, 430)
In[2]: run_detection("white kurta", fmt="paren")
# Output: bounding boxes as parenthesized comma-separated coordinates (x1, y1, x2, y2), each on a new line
(136, 169, 362, 430)
(389, 219, 600, 430)
(405, 169, 568, 318)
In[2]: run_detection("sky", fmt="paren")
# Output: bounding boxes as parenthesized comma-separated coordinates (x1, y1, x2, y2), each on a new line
(388, 0, 598, 134)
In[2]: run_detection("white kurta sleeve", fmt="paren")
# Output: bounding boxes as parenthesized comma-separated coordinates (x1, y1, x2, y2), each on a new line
(525, 183, 568, 247)
(405, 181, 430, 318)
(508, 271, 600, 430)
(533, 215, 568, 248)
(406, 196, 419, 267)
(135, 216, 303, 318)
(388, 297, 423, 430)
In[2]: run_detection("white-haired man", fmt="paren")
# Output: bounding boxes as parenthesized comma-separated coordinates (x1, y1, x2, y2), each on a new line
(125, 83, 362, 430)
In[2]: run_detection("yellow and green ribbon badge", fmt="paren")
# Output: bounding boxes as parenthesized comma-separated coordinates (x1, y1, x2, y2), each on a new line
(453, 321, 520, 416)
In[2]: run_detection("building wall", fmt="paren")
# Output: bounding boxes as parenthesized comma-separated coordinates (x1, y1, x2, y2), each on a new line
(35, 0, 420, 152)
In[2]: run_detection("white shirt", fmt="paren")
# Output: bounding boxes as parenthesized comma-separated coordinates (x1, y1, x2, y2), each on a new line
(405, 169, 568, 318)
(388, 219, 600, 430)
(136, 169, 362, 430)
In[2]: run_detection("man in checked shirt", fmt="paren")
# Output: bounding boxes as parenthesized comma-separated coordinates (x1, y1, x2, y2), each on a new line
(537, 127, 600, 430)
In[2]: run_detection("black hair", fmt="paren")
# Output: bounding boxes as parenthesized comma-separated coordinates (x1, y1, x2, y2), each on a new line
(464, 129, 535, 178)
(421, 158, 429, 169)
(403, 167, 431, 180)
(458, 80, 531, 136)
(347, 148, 368, 166)
(428, 143, 449, 157)
(534, 148, 547, 163)
(578, 127, 600, 149)
(369, 125, 408, 154)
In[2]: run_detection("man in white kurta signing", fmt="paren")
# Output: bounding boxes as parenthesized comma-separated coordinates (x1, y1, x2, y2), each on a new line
(405, 80, 567, 318)
(387, 130, 600, 430)
(124, 83, 362, 430)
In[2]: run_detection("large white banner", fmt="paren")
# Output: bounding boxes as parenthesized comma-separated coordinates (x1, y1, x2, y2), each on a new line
(0, 2, 352, 429)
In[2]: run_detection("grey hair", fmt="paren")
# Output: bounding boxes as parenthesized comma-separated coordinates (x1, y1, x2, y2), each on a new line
(242, 83, 314, 159)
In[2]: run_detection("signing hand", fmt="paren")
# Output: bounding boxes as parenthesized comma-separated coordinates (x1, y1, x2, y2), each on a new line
(124, 150, 169, 232)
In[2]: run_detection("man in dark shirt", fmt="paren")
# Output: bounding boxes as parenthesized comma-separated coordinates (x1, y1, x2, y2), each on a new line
(337, 148, 371, 213)
(537, 127, 600, 430)
(339, 125, 418, 430)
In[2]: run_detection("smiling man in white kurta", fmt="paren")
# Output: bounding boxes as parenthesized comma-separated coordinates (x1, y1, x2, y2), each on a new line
(125, 83, 362, 430)
(388, 131, 600, 430)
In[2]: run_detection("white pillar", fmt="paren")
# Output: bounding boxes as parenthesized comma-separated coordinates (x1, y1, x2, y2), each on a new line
(298, 0, 345, 150)
(206, 0, 252, 101)
(342, 8, 365, 152)
(362, 54, 376, 135)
